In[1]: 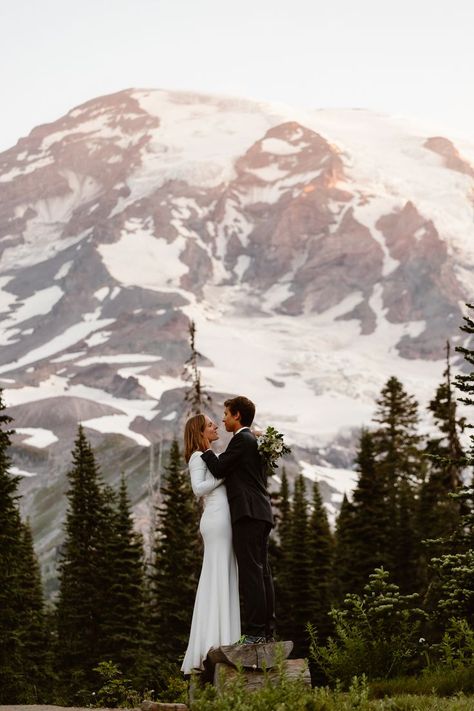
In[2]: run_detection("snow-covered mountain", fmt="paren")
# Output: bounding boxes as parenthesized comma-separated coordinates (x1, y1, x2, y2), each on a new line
(1, 89, 473, 588)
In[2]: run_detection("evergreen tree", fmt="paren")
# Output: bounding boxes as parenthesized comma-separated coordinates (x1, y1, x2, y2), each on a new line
(16, 521, 53, 702)
(272, 469, 294, 642)
(427, 342, 465, 492)
(0, 395, 25, 702)
(287, 474, 312, 656)
(431, 486, 474, 626)
(55, 426, 116, 701)
(347, 429, 392, 593)
(427, 307, 474, 627)
(307, 482, 334, 643)
(371, 376, 425, 592)
(418, 342, 466, 590)
(149, 440, 201, 665)
(333, 494, 356, 600)
(101, 475, 147, 683)
(0, 389, 50, 703)
(183, 320, 211, 416)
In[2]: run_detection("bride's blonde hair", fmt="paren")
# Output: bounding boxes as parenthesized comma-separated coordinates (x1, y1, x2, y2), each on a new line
(184, 413, 206, 463)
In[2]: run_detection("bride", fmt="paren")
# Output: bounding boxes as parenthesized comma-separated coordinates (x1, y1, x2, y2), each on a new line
(181, 413, 241, 675)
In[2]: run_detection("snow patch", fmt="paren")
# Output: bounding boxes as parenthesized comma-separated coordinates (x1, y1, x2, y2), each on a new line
(82, 414, 150, 447)
(10, 466, 37, 478)
(16, 427, 59, 448)
(0, 314, 115, 374)
(51, 351, 86, 363)
(54, 261, 73, 280)
(77, 354, 162, 366)
(248, 165, 289, 182)
(234, 255, 251, 281)
(94, 286, 110, 301)
(98, 221, 188, 290)
(261, 137, 303, 155)
(162, 411, 177, 421)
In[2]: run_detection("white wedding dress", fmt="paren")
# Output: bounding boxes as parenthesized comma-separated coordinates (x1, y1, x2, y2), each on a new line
(181, 451, 241, 674)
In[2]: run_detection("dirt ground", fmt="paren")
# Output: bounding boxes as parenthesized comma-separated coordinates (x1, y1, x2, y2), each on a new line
(0, 706, 132, 711)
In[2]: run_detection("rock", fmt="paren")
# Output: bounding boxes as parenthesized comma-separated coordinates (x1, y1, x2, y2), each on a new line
(141, 701, 188, 711)
(213, 658, 311, 692)
(206, 640, 293, 671)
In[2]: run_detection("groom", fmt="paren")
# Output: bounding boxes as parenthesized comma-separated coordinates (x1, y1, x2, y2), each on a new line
(201, 395, 275, 644)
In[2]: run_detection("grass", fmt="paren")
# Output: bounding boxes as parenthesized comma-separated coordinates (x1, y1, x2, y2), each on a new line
(369, 666, 474, 699)
(187, 664, 474, 711)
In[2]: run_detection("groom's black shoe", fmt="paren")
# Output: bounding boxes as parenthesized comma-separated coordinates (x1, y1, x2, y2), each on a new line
(237, 634, 267, 644)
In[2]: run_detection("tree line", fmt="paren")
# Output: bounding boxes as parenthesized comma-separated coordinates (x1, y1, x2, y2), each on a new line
(0, 309, 473, 703)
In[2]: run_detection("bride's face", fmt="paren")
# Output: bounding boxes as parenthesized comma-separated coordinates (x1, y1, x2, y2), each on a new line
(204, 416, 219, 442)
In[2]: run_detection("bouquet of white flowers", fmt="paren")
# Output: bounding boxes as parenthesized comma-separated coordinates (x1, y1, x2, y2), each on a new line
(257, 426, 291, 475)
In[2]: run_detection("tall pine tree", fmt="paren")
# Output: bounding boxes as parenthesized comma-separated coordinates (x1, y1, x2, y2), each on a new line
(371, 376, 425, 592)
(0, 389, 50, 703)
(183, 320, 211, 416)
(345, 429, 392, 593)
(286, 474, 312, 656)
(100, 475, 146, 683)
(307, 481, 334, 643)
(333, 493, 356, 600)
(428, 306, 474, 626)
(55, 426, 116, 702)
(149, 440, 201, 666)
(272, 469, 294, 642)
(16, 521, 53, 702)
(418, 342, 466, 590)
(0, 394, 26, 702)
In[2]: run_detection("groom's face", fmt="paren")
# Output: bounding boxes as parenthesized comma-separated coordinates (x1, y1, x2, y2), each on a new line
(223, 406, 240, 432)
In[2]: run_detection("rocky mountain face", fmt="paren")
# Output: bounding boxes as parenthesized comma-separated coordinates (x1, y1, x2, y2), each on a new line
(0, 89, 473, 591)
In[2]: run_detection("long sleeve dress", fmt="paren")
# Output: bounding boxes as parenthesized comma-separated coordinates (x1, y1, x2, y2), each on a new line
(181, 450, 241, 674)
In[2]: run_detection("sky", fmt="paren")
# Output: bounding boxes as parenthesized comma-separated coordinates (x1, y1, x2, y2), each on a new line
(1, 0, 473, 153)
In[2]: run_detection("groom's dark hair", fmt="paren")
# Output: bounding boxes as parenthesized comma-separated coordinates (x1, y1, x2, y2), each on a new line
(224, 396, 255, 427)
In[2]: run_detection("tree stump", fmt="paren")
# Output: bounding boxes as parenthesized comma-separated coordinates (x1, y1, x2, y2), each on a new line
(202, 640, 311, 694)
(141, 701, 188, 711)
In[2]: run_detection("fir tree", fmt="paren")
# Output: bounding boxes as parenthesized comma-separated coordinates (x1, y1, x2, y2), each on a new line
(16, 521, 53, 702)
(0, 389, 50, 703)
(101, 475, 147, 683)
(0, 394, 25, 702)
(427, 308, 474, 627)
(287, 474, 312, 656)
(333, 493, 356, 600)
(371, 376, 425, 592)
(418, 342, 466, 590)
(272, 469, 294, 642)
(307, 482, 334, 643)
(149, 440, 201, 665)
(431, 489, 474, 626)
(183, 320, 211, 416)
(427, 342, 465, 491)
(55, 426, 116, 701)
(372, 376, 424, 489)
(347, 429, 392, 593)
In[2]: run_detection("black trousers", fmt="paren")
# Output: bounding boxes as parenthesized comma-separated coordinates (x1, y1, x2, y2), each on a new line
(232, 517, 276, 637)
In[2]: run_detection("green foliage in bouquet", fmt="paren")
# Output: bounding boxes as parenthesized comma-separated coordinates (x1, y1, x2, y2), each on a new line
(257, 426, 291, 475)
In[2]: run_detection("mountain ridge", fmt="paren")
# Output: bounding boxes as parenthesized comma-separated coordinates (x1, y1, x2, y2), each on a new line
(0, 88, 473, 586)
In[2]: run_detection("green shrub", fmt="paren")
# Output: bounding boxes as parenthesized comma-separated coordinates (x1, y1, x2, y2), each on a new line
(309, 568, 427, 686)
(437, 619, 474, 670)
(92, 660, 140, 708)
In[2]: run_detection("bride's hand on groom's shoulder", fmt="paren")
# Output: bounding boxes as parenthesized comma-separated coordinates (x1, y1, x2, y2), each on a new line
(251, 428, 263, 437)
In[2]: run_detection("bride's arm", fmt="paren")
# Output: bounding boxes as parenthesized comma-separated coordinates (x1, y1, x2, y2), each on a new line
(189, 453, 224, 498)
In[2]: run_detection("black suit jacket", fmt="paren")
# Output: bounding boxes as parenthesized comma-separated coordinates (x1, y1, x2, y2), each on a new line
(201, 428, 273, 526)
